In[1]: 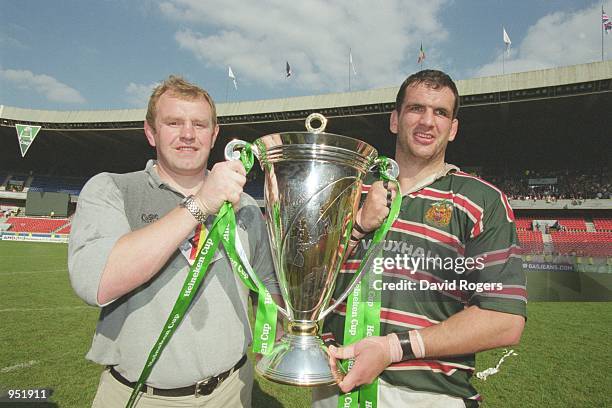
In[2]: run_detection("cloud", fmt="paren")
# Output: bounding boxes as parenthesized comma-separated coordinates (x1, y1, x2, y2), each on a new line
(0, 35, 27, 49)
(474, 2, 612, 77)
(125, 81, 159, 107)
(0, 68, 85, 104)
(159, 0, 449, 92)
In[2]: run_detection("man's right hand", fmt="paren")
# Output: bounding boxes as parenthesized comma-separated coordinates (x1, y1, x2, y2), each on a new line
(196, 160, 247, 213)
(356, 180, 397, 233)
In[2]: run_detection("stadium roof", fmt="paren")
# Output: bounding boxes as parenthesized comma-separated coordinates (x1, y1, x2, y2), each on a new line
(1, 61, 610, 178)
(1, 61, 610, 125)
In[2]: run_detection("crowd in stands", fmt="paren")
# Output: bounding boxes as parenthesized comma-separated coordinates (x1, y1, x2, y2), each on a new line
(484, 169, 612, 201)
(2, 168, 611, 201)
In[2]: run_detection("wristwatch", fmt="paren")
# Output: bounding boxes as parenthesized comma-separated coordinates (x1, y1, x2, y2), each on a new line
(180, 195, 207, 223)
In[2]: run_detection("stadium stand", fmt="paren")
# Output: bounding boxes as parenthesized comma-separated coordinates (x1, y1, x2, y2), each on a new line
(515, 217, 533, 230)
(517, 230, 545, 254)
(486, 170, 612, 201)
(549, 231, 612, 257)
(0, 172, 9, 189)
(5, 173, 28, 192)
(28, 174, 89, 194)
(593, 218, 612, 232)
(556, 218, 588, 231)
(55, 224, 72, 234)
(6, 216, 70, 233)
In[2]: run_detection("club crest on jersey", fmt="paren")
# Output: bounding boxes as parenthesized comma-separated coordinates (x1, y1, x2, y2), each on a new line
(425, 200, 453, 227)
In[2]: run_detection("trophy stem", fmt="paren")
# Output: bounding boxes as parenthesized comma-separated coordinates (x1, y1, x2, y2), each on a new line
(288, 321, 318, 336)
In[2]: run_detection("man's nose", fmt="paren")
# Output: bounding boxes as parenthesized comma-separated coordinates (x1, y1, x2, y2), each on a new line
(419, 109, 434, 126)
(180, 122, 195, 139)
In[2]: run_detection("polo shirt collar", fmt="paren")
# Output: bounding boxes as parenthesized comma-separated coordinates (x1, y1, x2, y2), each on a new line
(404, 163, 459, 195)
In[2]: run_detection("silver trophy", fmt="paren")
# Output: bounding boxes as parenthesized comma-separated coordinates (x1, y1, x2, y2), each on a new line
(225, 113, 398, 386)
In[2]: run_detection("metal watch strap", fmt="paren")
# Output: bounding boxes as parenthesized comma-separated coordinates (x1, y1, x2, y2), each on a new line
(181, 195, 207, 223)
(396, 331, 416, 361)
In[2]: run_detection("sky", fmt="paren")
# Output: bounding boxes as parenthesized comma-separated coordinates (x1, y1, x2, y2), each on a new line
(1, 0, 611, 111)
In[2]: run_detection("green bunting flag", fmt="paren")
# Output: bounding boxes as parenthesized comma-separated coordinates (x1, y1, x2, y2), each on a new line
(15, 124, 42, 157)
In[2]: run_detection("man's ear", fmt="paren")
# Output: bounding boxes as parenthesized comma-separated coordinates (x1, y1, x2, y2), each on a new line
(448, 118, 459, 142)
(144, 121, 156, 147)
(210, 124, 220, 148)
(390, 110, 399, 134)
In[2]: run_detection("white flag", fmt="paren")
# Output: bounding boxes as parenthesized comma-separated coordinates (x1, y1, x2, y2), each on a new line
(228, 66, 237, 90)
(503, 27, 512, 56)
(349, 51, 357, 75)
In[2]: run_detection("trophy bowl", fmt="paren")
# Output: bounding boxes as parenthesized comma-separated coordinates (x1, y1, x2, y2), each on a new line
(225, 114, 398, 386)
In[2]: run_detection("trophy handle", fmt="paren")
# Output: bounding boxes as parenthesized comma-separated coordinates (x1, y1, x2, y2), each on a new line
(224, 139, 290, 319)
(370, 156, 400, 179)
(224, 139, 260, 161)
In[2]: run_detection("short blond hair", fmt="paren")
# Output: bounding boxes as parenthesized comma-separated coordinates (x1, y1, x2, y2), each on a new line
(146, 75, 217, 131)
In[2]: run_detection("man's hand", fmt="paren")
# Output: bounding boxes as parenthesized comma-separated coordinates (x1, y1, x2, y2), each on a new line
(356, 181, 397, 233)
(327, 336, 393, 393)
(196, 160, 247, 214)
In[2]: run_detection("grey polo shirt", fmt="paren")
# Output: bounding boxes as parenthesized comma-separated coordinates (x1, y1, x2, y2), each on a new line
(68, 160, 279, 388)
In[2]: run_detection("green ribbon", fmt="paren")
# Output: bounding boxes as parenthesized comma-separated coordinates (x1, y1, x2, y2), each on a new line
(338, 157, 402, 408)
(125, 144, 277, 408)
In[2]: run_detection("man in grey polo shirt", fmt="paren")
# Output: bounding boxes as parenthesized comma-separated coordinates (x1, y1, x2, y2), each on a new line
(68, 75, 280, 407)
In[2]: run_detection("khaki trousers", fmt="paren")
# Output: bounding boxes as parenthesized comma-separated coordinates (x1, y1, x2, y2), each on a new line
(91, 363, 253, 408)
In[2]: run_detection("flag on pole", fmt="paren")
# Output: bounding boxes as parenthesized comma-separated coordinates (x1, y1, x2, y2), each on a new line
(349, 50, 357, 75)
(228, 66, 237, 90)
(603, 8, 612, 33)
(417, 43, 425, 64)
(286, 61, 292, 77)
(503, 27, 512, 55)
(15, 124, 42, 157)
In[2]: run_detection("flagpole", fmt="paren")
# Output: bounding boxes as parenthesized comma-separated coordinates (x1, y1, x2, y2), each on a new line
(502, 25, 505, 75)
(603, 5, 605, 62)
(348, 47, 352, 92)
(225, 78, 229, 103)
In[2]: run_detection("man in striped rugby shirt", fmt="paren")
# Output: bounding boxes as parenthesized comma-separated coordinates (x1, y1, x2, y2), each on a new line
(313, 70, 526, 407)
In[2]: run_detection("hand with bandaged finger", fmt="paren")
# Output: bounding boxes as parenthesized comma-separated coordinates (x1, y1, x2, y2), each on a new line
(355, 180, 397, 234)
(327, 334, 403, 393)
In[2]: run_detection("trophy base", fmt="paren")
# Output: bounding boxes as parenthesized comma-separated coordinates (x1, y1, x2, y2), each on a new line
(255, 333, 340, 386)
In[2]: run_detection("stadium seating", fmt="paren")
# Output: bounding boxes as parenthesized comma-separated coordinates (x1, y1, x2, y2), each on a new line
(515, 218, 533, 230)
(517, 230, 544, 254)
(55, 224, 72, 234)
(28, 175, 89, 195)
(6, 216, 70, 233)
(593, 218, 612, 232)
(556, 218, 587, 231)
(550, 231, 612, 257)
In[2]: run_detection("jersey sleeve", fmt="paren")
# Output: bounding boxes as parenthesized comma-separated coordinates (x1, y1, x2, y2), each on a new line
(464, 193, 527, 317)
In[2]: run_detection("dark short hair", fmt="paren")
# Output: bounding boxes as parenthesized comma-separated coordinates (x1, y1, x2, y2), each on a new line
(146, 75, 217, 131)
(395, 70, 460, 118)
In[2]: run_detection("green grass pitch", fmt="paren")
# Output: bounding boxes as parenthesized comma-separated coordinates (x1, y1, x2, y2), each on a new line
(0, 241, 610, 407)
